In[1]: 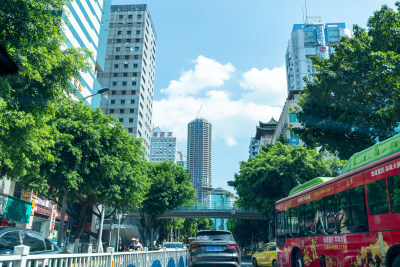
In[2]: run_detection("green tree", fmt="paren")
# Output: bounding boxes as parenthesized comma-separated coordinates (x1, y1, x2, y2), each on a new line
(139, 161, 195, 247)
(0, 0, 89, 184)
(0, 0, 89, 112)
(228, 142, 344, 217)
(34, 99, 148, 249)
(294, 3, 400, 159)
(227, 219, 269, 249)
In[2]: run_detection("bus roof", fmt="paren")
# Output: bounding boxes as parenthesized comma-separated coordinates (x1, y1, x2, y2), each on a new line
(288, 177, 334, 196)
(341, 132, 400, 175)
(276, 150, 400, 205)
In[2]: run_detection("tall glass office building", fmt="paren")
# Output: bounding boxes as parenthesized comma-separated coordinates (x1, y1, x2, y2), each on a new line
(187, 118, 212, 204)
(98, 4, 157, 158)
(62, 0, 112, 107)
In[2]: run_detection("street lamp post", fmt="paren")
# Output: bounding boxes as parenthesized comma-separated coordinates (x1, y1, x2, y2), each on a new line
(83, 87, 109, 100)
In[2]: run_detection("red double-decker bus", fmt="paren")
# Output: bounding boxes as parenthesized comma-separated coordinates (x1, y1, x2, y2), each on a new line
(274, 134, 400, 267)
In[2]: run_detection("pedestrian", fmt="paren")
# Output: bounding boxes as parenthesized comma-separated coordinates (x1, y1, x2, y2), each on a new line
(134, 237, 143, 251)
(128, 238, 136, 251)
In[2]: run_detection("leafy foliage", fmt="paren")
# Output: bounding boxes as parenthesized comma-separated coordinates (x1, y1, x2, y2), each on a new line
(228, 142, 345, 216)
(295, 3, 400, 159)
(36, 99, 148, 240)
(139, 161, 195, 246)
(0, 0, 89, 112)
(227, 219, 269, 248)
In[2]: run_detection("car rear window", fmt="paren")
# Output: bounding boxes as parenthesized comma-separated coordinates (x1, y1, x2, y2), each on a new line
(196, 232, 234, 241)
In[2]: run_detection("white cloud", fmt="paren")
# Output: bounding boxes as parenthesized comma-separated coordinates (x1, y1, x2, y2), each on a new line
(153, 56, 285, 148)
(225, 137, 237, 146)
(240, 66, 287, 106)
(161, 55, 235, 96)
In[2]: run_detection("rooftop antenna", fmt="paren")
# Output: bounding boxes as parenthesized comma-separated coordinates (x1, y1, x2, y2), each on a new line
(196, 105, 202, 119)
(305, 0, 309, 23)
(302, 5, 305, 24)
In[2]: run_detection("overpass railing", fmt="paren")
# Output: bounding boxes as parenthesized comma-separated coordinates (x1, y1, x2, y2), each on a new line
(0, 246, 188, 267)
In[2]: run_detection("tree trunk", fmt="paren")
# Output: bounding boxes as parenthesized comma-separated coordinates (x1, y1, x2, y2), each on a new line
(57, 192, 67, 248)
(73, 201, 92, 253)
(141, 213, 154, 248)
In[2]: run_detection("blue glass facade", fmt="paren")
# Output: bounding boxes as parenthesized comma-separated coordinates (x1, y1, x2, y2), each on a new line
(62, 0, 112, 107)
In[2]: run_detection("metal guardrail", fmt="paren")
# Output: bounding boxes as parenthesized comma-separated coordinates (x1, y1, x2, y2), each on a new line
(0, 246, 188, 267)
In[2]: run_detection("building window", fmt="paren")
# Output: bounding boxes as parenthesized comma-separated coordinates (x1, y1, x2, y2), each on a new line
(131, 90, 136, 94)
(116, 47, 120, 51)
(113, 73, 118, 78)
(120, 109, 125, 113)
(130, 109, 134, 113)
(133, 64, 138, 68)
(121, 90, 126, 95)
(110, 100, 115, 104)
(110, 109, 114, 114)
(128, 15, 133, 19)
(123, 73, 127, 77)
(117, 31, 122, 35)
(126, 39, 131, 43)
(127, 23, 132, 27)
(122, 81, 127, 86)
(129, 118, 134, 123)
(111, 90, 116, 95)
(136, 30, 140, 34)
(124, 64, 128, 68)
(130, 99, 135, 104)
(125, 55, 129, 59)
(132, 82, 136, 86)
(114, 64, 118, 68)
(128, 128, 133, 133)
(135, 47, 139, 51)
(121, 100, 125, 104)
(133, 73, 137, 77)
(112, 82, 117, 86)
(119, 15, 123, 19)
(127, 30, 131, 34)
(119, 118, 123, 122)
(134, 55, 139, 59)
(138, 14, 142, 19)
(117, 39, 121, 43)
(136, 38, 140, 42)
(115, 55, 119, 60)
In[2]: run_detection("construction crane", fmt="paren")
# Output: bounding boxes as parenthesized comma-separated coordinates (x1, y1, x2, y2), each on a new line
(176, 151, 187, 161)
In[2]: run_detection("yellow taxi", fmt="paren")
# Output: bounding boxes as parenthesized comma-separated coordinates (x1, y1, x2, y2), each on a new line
(251, 242, 277, 267)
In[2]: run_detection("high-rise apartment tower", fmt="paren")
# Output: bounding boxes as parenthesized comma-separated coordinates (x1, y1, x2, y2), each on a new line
(187, 118, 212, 204)
(271, 17, 350, 145)
(99, 4, 157, 158)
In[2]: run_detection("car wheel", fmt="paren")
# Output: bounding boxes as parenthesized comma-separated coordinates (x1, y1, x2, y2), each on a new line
(272, 259, 277, 267)
(392, 255, 400, 267)
(294, 250, 304, 267)
(252, 258, 258, 267)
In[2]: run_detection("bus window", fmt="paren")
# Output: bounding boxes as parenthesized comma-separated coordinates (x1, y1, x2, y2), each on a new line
(314, 198, 327, 236)
(367, 178, 389, 215)
(290, 206, 299, 237)
(276, 211, 289, 246)
(349, 186, 368, 232)
(388, 174, 400, 214)
(298, 204, 305, 237)
(304, 202, 315, 236)
(325, 195, 337, 235)
(336, 190, 351, 234)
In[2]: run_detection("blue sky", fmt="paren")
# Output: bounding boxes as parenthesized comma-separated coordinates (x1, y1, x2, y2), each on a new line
(112, 0, 397, 193)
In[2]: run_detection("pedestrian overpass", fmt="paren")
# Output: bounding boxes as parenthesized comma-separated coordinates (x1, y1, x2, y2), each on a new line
(156, 202, 267, 220)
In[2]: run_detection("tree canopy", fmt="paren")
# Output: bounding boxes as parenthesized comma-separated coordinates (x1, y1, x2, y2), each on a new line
(295, 2, 400, 159)
(139, 161, 195, 246)
(228, 142, 344, 216)
(34, 99, 148, 243)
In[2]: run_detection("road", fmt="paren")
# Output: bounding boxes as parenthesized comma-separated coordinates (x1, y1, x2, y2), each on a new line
(241, 255, 252, 267)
